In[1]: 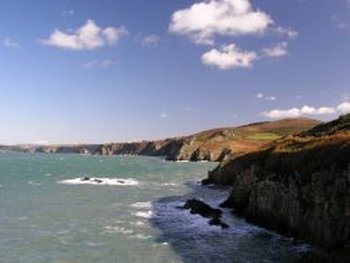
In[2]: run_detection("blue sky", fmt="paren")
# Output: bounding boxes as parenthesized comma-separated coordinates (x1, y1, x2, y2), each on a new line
(0, 0, 349, 144)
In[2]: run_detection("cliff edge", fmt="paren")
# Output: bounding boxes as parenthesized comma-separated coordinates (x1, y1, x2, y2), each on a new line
(205, 114, 350, 251)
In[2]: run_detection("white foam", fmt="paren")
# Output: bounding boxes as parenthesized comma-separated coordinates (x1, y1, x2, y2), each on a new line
(104, 226, 134, 235)
(130, 221, 147, 227)
(134, 210, 153, 219)
(58, 177, 139, 186)
(130, 201, 152, 209)
(130, 234, 152, 240)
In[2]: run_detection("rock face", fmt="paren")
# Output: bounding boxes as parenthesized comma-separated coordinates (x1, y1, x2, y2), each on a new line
(205, 114, 350, 250)
(183, 199, 229, 229)
(92, 118, 320, 162)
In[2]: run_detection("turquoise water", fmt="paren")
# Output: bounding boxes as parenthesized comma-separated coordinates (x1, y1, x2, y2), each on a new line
(0, 153, 308, 263)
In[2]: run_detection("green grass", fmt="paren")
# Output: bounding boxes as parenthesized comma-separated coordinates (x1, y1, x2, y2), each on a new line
(247, 133, 280, 141)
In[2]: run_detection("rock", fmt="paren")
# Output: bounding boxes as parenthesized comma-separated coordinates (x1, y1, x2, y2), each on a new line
(93, 179, 103, 183)
(209, 217, 229, 229)
(81, 177, 90, 181)
(183, 199, 229, 229)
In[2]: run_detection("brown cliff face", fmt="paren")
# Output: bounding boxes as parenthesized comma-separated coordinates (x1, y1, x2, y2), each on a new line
(207, 114, 350, 250)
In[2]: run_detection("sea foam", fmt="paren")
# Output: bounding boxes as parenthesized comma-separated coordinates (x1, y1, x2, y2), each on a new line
(58, 177, 139, 186)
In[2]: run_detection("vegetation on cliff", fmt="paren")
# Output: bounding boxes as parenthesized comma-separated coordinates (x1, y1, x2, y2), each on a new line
(0, 118, 319, 162)
(205, 114, 350, 253)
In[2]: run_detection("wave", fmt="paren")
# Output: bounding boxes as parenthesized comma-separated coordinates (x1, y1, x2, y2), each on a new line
(104, 226, 134, 235)
(58, 177, 139, 186)
(130, 201, 152, 209)
(133, 211, 153, 219)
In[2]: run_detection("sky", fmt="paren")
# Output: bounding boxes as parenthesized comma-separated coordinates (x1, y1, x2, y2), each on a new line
(0, 0, 350, 144)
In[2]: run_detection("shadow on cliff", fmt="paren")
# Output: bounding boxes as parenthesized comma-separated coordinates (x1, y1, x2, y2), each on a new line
(149, 181, 309, 263)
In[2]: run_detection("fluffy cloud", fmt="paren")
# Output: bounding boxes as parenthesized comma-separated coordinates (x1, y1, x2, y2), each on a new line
(142, 34, 160, 47)
(263, 42, 288, 58)
(260, 104, 347, 119)
(83, 59, 117, 69)
(337, 102, 350, 114)
(43, 20, 128, 50)
(169, 0, 273, 45)
(201, 44, 257, 69)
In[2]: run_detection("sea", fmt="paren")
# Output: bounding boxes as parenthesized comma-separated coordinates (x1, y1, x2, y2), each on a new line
(0, 153, 310, 263)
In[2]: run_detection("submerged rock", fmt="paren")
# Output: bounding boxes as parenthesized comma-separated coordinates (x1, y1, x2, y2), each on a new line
(183, 199, 229, 229)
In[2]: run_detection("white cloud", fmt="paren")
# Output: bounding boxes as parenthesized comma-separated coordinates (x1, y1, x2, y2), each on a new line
(42, 20, 128, 50)
(142, 34, 160, 47)
(275, 26, 299, 39)
(262, 108, 301, 118)
(83, 59, 117, 69)
(256, 93, 277, 101)
(201, 43, 257, 69)
(160, 112, 169, 118)
(263, 42, 288, 58)
(337, 102, 350, 114)
(261, 103, 348, 118)
(169, 0, 273, 45)
(3, 38, 20, 48)
(256, 93, 264, 99)
(266, 96, 277, 101)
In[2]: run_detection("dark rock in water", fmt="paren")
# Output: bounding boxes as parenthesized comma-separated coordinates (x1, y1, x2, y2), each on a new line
(93, 179, 103, 183)
(209, 217, 229, 229)
(81, 177, 90, 181)
(201, 178, 213, 186)
(184, 199, 222, 218)
(117, 180, 125, 184)
(183, 199, 229, 229)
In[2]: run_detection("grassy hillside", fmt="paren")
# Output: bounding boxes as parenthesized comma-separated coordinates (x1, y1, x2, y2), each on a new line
(168, 118, 321, 161)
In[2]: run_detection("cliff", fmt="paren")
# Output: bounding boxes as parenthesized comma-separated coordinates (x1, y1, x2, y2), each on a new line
(205, 114, 350, 251)
(93, 118, 320, 161)
(0, 118, 319, 162)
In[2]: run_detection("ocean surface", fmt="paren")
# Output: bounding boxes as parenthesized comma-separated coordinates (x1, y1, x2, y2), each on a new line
(0, 153, 309, 263)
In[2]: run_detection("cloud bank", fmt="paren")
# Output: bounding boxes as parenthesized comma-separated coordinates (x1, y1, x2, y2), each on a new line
(261, 102, 350, 118)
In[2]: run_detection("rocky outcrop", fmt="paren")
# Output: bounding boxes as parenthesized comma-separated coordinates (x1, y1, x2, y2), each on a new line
(183, 199, 229, 229)
(205, 114, 350, 251)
